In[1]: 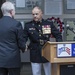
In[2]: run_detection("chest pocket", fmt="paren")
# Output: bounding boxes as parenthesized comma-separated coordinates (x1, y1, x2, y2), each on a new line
(28, 27, 36, 35)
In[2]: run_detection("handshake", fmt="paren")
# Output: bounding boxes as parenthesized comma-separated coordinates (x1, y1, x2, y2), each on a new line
(21, 44, 29, 53)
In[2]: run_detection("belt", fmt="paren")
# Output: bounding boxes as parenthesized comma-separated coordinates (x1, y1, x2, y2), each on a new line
(39, 40, 47, 45)
(31, 40, 47, 45)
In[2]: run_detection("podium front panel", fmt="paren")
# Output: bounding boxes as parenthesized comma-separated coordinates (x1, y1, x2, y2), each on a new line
(60, 64, 75, 75)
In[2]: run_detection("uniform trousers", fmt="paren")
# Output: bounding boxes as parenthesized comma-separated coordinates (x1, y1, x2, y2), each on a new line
(31, 62, 51, 75)
(0, 68, 20, 75)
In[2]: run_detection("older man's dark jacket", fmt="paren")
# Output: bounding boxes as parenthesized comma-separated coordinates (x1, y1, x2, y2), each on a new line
(0, 16, 25, 68)
(24, 19, 62, 63)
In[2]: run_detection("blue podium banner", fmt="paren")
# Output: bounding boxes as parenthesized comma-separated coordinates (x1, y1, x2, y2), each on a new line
(57, 43, 75, 57)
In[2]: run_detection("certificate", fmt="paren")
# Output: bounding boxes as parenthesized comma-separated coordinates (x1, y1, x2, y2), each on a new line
(67, 0, 75, 9)
(16, 0, 25, 8)
(44, 0, 62, 15)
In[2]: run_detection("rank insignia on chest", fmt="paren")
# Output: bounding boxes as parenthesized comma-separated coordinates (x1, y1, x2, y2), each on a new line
(42, 25, 51, 34)
(29, 28, 35, 30)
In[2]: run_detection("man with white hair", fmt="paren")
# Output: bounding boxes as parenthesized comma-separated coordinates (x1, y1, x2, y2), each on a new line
(0, 1, 26, 75)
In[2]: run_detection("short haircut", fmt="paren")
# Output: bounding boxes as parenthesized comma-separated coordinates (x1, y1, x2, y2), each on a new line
(1, 1, 15, 15)
(32, 6, 42, 12)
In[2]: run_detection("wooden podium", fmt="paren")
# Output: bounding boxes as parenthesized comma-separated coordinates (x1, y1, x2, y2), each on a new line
(42, 41, 75, 75)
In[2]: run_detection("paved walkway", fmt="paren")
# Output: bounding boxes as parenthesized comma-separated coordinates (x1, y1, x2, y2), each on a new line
(20, 62, 45, 75)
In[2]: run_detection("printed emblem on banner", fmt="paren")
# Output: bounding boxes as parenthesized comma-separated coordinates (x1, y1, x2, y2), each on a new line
(57, 44, 72, 57)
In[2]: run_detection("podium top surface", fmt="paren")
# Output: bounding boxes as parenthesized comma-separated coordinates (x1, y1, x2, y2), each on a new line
(42, 41, 75, 49)
(47, 41, 75, 44)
